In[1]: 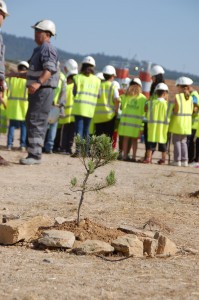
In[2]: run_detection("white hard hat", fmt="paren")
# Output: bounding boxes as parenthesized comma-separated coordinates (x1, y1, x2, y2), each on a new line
(64, 59, 78, 71)
(95, 72, 104, 80)
(151, 65, 165, 76)
(82, 56, 96, 67)
(31, 20, 56, 36)
(66, 69, 78, 78)
(131, 78, 142, 87)
(17, 61, 29, 69)
(121, 77, 131, 86)
(155, 83, 169, 91)
(112, 80, 120, 90)
(0, 0, 8, 17)
(102, 65, 116, 76)
(175, 76, 193, 86)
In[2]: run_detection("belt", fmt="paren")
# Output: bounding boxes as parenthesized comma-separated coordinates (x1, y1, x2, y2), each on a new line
(39, 86, 54, 89)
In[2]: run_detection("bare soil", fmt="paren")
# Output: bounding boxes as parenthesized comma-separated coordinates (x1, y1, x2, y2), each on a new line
(0, 132, 199, 300)
(51, 218, 125, 244)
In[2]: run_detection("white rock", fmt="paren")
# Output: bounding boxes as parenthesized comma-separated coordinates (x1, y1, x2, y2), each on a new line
(54, 217, 67, 225)
(74, 239, 114, 255)
(38, 230, 75, 248)
(111, 234, 143, 257)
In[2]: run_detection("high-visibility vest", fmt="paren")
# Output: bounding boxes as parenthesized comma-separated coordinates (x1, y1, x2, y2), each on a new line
(0, 91, 7, 133)
(72, 74, 100, 118)
(6, 77, 28, 120)
(147, 98, 169, 143)
(118, 93, 146, 138)
(191, 90, 199, 130)
(93, 81, 116, 123)
(53, 72, 66, 105)
(59, 83, 75, 125)
(169, 93, 193, 135)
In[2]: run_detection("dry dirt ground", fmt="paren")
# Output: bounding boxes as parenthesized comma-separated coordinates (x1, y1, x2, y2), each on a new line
(0, 132, 199, 300)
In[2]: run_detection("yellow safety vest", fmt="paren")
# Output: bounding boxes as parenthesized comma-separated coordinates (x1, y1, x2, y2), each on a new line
(0, 91, 8, 133)
(93, 81, 116, 123)
(6, 77, 28, 120)
(147, 98, 169, 143)
(53, 72, 66, 105)
(191, 90, 199, 130)
(169, 93, 193, 135)
(118, 93, 146, 138)
(72, 74, 100, 118)
(59, 83, 75, 125)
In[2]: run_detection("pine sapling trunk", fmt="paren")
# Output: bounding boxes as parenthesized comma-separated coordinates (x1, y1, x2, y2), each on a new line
(77, 171, 90, 225)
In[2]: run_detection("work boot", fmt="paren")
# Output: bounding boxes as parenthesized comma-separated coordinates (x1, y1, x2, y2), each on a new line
(19, 156, 41, 165)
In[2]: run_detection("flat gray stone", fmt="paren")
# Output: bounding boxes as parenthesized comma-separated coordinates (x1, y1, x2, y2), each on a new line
(38, 229, 75, 248)
(112, 234, 143, 257)
(118, 225, 155, 238)
(73, 239, 114, 255)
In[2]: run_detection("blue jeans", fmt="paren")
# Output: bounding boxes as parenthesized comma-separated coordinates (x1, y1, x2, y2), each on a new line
(74, 116, 91, 153)
(44, 121, 58, 152)
(7, 120, 27, 147)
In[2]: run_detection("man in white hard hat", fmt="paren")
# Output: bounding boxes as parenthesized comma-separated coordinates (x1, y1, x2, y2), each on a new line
(6, 61, 29, 151)
(0, 0, 9, 165)
(19, 20, 58, 165)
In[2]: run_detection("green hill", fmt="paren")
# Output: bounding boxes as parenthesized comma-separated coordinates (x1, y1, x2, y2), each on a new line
(3, 32, 199, 84)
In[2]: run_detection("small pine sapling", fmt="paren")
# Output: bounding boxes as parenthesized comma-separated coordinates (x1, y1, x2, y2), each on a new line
(70, 134, 117, 225)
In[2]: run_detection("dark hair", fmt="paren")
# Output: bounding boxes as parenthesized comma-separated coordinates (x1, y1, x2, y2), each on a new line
(80, 63, 94, 76)
(156, 89, 167, 97)
(18, 65, 28, 71)
(103, 74, 112, 81)
(150, 74, 165, 96)
(67, 74, 75, 83)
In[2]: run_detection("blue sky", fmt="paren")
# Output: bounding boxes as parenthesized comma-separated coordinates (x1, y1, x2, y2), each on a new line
(3, 0, 199, 76)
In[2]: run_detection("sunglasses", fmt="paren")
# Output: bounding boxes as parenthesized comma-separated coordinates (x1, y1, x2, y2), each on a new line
(35, 28, 44, 33)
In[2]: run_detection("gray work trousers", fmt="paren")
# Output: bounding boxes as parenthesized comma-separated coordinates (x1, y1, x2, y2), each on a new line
(172, 134, 188, 162)
(26, 88, 54, 159)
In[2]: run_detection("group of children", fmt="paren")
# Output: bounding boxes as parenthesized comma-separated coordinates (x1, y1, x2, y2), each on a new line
(116, 66, 199, 167)
(0, 59, 199, 168)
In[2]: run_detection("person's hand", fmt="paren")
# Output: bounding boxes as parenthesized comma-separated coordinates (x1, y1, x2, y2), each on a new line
(28, 82, 41, 94)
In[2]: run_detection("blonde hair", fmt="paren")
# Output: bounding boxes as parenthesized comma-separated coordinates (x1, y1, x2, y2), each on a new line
(126, 84, 141, 97)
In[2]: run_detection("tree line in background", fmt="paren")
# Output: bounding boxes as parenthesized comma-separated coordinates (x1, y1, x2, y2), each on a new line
(4, 33, 199, 84)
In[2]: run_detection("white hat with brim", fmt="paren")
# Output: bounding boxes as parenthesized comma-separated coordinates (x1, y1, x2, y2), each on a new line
(67, 69, 78, 77)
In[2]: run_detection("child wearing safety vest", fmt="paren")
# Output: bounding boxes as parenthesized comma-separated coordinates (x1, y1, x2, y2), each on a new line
(187, 90, 199, 164)
(169, 77, 193, 167)
(6, 61, 29, 151)
(0, 81, 8, 134)
(93, 65, 120, 142)
(118, 78, 146, 161)
(144, 83, 169, 164)
(57, 70, 77, 154)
